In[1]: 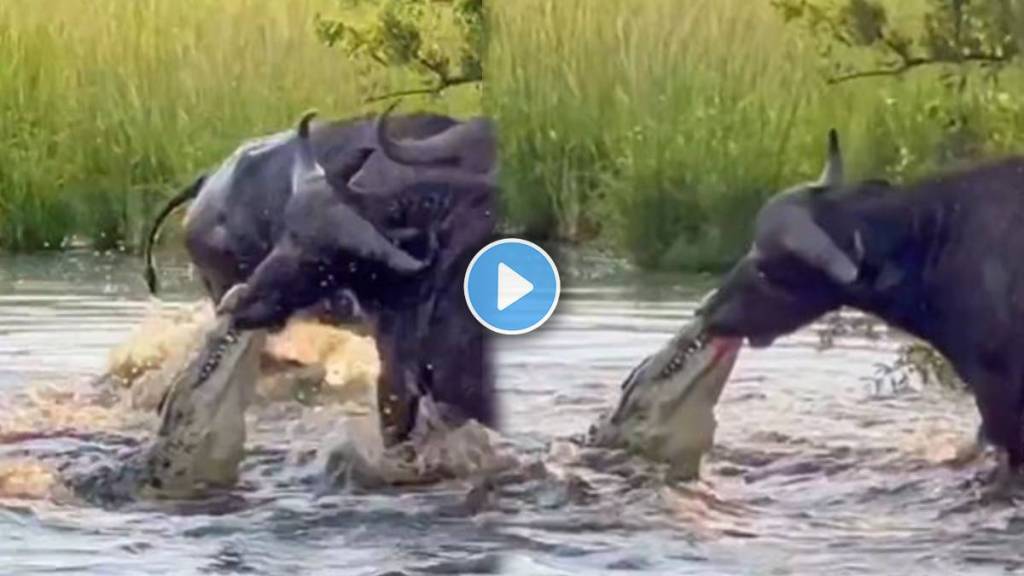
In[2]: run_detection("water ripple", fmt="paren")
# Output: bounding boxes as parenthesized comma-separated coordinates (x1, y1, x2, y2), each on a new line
(0, 254, 1017, 574)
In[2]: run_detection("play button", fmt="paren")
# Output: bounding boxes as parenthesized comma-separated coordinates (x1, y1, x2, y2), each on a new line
(464, 238, 561, 335)
(497, 263, 533, 311)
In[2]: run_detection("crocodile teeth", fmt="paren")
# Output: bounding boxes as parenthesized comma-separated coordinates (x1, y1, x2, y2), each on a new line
(659, 353, 685, 378)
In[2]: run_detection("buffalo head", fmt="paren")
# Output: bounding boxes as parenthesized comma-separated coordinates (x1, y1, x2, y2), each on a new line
(223, 112, 432, 329)
(700, 130, 861, 347)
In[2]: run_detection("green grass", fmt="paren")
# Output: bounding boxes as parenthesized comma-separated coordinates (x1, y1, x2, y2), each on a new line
(0, 0, 478, 251)
(6, 0, 1024, 265)
(487, 0, 1024, 270)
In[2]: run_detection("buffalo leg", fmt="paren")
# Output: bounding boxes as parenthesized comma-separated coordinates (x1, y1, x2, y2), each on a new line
(418, 251, 496, 429)
(970, 371, 1024, 478)
(371, 307, 423, 446)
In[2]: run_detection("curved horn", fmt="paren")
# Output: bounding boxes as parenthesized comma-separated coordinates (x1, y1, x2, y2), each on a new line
(294, 110, 320, 172)
(332, 201, 430, 275)
(816, 128, 843, 187)
(375, 104, 495, 172)
(297, 109, 317, 137)
(291, 110, 328, 192)
(396, 166, 499, 190)
(780, 208, 858, 285)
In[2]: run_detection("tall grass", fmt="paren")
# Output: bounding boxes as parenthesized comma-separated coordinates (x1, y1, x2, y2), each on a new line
(488, 0, 1024, 270)
(6, 0, 1024, 264)
(0, 0, 477, 251)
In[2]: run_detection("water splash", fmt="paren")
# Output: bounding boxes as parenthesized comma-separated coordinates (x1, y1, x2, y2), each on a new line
(321, 395, 518, 489)
(0, 459, 57, 500)
(103, 303, 380, 411)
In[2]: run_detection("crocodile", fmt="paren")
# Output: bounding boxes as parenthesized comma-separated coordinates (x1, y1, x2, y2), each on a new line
(588, 314, 742, 480)
(58, 309, 265, 506)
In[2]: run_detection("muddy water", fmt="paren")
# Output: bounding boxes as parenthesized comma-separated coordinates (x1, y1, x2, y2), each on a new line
(0, 253, 1021, 575)
(498, 274, 1024, 575)
(0, 253, 504, 575)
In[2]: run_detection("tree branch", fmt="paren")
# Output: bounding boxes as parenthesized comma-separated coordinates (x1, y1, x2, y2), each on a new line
(827, 51, 1012, 84)
(363, 74, 481, 103)
(412, 52, 450, 81)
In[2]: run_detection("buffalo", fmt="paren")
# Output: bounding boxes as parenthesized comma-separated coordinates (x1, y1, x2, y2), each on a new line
(699, 131, 1024, 480)
(144, 109, 490, 302)
(144, 109, 497, 447)
(221, 111, 499, 446)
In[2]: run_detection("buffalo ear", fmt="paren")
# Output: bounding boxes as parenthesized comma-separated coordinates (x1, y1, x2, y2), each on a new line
(815, 128, 843, 188)
(779, 208, 859, 285)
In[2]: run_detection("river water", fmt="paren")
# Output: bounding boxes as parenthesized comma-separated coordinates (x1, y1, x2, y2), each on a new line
(0, 253, 1021, 575)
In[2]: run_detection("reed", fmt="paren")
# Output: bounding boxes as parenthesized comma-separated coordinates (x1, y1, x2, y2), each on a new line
(488, 0, 1024, 269)
(0, 0, 477, 250)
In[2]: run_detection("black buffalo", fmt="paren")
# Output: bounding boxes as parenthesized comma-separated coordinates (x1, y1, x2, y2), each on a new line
(144, 109, 488, 302)
(700, 131, 1024, 476)
(224, 111, 498, 446)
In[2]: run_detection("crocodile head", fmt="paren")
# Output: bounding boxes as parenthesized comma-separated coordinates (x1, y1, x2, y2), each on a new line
(589, 315, 741, 480)
(140, 306, 265, 498)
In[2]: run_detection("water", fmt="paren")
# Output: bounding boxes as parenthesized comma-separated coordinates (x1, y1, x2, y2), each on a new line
(0, 253, 504, 575)
(497, 276, 1024, 575)
(1, 253, 1022, 575)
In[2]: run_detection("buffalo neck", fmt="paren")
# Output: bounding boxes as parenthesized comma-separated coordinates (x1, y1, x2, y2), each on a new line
(820, 174, 972, 352)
